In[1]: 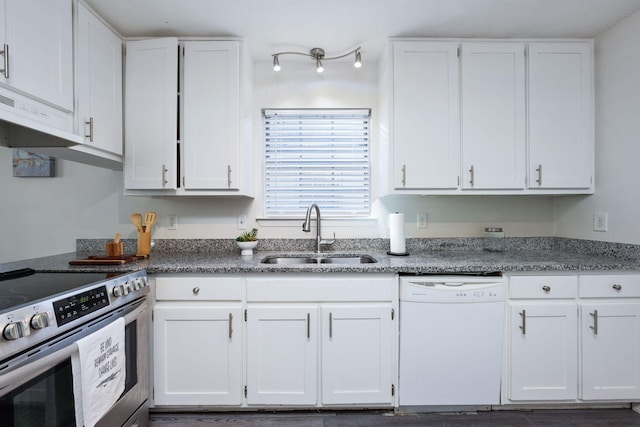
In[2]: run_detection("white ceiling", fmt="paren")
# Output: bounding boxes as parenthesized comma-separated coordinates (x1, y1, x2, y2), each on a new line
(84, 0, 640, 63)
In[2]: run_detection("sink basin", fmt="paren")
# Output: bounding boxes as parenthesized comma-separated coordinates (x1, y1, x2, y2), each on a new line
(261, 255, 377, 265)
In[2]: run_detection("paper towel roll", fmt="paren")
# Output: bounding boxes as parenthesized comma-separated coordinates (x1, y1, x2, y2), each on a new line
(389, 212, 406, 254)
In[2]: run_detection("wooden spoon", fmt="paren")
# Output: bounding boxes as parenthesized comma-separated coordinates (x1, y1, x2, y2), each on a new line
(130, 213, 144, 233)
(144, 212, 157, 233)
(114, 233, 121, 243)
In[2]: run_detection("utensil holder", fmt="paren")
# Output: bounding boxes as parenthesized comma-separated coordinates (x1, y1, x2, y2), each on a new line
(106, 242, 125, 257)
(137, 232, 152, 256)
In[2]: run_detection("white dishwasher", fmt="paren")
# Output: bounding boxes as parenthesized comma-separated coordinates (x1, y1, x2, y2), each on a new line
(399, 274, 505, 407)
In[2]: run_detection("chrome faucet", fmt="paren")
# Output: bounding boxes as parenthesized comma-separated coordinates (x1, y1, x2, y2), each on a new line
(302, 203, 335, 253)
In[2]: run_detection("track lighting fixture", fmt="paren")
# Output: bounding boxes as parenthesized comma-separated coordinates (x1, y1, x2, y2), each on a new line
(272, 46, 362, 72)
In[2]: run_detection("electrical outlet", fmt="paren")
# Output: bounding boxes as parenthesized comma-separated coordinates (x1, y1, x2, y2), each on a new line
(168, 215, 178, 230)
(417, 213, 427, 229)
(237, 215, 247, 230)
(593, 211, 608, 232)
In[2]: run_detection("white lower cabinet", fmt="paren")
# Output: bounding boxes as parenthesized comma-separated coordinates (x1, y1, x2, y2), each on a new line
(321, 305, 394, 405)
(245, 274, 396, 408)
(152, 274, 397, 409)
(245, 305, 318, 405)
(506, 273, 640, 404)
(508, 302, 578, 400)
(579, 275, 640, 401)
(153, 276, 243, 406)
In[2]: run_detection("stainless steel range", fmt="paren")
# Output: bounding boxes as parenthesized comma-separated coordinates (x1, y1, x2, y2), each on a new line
(0, 268, 150, 427)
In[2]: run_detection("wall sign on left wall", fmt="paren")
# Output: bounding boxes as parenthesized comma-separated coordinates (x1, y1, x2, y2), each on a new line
(12, 149, 56, 177)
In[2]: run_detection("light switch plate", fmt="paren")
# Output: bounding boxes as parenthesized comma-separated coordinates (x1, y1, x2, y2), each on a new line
(237, 215, 247, 230)
(417, 213, 427, 229)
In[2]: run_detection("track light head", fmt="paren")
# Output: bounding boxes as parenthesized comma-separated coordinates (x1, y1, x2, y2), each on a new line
(273, 55, 280, 71)
(354, 51, 362, 68)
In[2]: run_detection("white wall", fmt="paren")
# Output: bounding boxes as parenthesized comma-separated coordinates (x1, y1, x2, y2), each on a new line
(554, 9, 640, 244)
(0, 55, 557, 263)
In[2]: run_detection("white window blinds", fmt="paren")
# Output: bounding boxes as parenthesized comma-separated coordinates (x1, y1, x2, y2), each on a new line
(264, 109, 371, 217)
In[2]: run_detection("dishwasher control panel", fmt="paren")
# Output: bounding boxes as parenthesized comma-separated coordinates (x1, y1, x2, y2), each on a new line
(400, 276, 505, 303)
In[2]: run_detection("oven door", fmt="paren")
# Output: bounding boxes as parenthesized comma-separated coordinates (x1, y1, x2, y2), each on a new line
(0, 298, 149, 427)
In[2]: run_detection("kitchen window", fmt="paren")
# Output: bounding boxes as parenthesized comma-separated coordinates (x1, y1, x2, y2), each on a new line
(263, 109, 371, 218)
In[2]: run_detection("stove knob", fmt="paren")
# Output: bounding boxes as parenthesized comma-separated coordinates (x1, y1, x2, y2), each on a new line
(112, 285, 124, 298)
(131, 279, 141, 291)
(3, 320, 27, 340)
(139, 277, 148, 287)
(30, 312, 51, 330)
(122, 282, 132, 295)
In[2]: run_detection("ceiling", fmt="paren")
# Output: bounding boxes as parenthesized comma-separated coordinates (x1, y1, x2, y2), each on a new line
(84, 0, 640, 63)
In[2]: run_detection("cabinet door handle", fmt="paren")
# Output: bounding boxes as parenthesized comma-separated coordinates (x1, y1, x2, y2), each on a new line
(0, 44, 9, 78)
(519, 309, 526, 335)
(192, 287, 200, 295)
(228, 312, 233, 339)
(590, 309, 598, 335)
(401, 164, 407, 188)
(469, 165, 474, 187)
(329, 312, 333, 339)
(85, 117, 94, 142)
(535, 164, 542, 186)
(227, 165, 232, 188)
(613, 284, 622, 291)
(306, 313, 311, 339)
(162, 164, 168, 186)
(542, 285, 551, 292)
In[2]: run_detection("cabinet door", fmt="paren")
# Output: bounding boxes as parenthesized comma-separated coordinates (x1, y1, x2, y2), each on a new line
(2, 0, 73, 111)
(124, 38, 178, 190)
(321, 305, 394, 405)
(461, 43, 526, 190)
(75, 3, 122, 155)
(153, 304, 243, 406)
(182, 41, 240, 190)
(581, 302, 640, 400)
(528, 42, 592, 189)
(246, 305, 318, 405)
(509, 303, 578, 401)
(392, 41, 459, 189)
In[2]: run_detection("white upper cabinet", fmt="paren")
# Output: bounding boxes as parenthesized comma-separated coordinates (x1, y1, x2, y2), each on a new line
(75, 2, 123, 155)
(124, 37, 178, 190)
(461, 42, 526, 190)
(182, 41, 240, 190)
(382, 38, 594, 195)
(124, 38, 252, 196)
(528, 42, 593, 189)
(392, 41, 460, 189)
(0, 0, 73, 111)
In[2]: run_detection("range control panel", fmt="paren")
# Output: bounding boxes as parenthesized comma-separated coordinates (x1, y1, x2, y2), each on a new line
(53, 285, 109, 326)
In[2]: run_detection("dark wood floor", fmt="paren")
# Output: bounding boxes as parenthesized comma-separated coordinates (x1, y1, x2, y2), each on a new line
(150, 408, 640, 426)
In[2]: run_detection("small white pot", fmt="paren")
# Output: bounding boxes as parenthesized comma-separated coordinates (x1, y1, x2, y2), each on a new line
(236, 240, 258, 256)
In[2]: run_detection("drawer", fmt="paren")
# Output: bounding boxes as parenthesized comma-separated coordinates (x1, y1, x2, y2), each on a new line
(155, 276, 242, 301)
(580, 274, 640, 298)
(509, 275, 578, 299)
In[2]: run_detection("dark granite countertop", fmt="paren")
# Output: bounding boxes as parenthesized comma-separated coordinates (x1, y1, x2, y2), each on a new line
(3, 243, 640, 275)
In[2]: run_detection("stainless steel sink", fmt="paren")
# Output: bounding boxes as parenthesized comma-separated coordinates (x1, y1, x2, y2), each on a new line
(261, 255, 377, 265)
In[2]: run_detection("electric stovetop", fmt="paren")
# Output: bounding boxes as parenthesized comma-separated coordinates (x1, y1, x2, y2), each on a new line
(0, 269, 116, 313)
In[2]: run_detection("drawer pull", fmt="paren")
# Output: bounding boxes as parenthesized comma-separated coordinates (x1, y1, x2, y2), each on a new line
(519, 310, 526, 335)
(307, 313, 311, 339)
(590, 310, 598, 335)
(192, 287, 200, 295)
(612, 284, 622, 291)
(228, 312, 233, 339)
(542, 285, 551, 292)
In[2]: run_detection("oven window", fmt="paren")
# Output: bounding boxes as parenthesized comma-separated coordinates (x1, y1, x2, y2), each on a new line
(123, 319, 138, 395)
(0, 359, 76, 427)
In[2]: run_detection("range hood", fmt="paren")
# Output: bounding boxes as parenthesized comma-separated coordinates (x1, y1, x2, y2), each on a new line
(0, 89, 123, 170)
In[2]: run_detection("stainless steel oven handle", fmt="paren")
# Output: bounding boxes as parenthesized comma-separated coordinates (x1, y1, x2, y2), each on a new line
(0, 298, 147, 396)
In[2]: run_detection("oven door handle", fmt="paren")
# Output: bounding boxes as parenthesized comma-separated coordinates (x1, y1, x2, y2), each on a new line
(0, 298, 148, 396)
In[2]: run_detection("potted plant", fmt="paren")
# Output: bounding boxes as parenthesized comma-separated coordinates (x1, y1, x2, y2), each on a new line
(235, 228, 258, 256)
